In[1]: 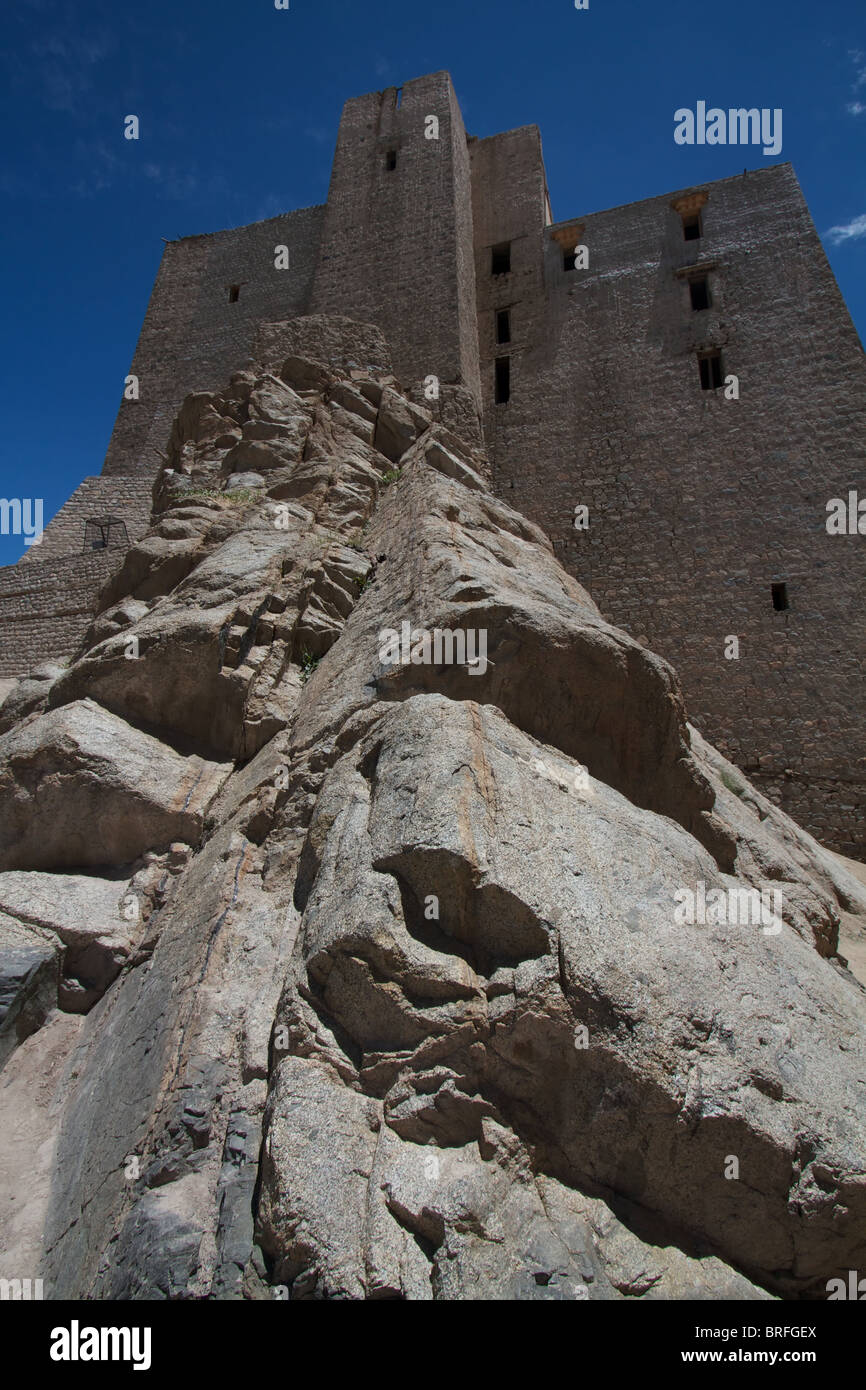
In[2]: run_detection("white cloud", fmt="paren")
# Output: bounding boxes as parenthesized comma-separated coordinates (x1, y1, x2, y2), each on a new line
(845, 49, 866, 113)
(29, 28, 111, 111)
(825, 214, 866, 245)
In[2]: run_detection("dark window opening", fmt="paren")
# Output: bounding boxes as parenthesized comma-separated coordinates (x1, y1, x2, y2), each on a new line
(228, 285, 240, 303)
(682, 211, 702, 240)
(496, 309, 511, 344)
(385, 149, 398, 171)
(494, 356, 511, 404)
(563, 247, 578, 271)
(771, 582, 789, 612)
(491, 242, 511, 276)
(698, 349, 723, 390)
(689, 275, 711, 311)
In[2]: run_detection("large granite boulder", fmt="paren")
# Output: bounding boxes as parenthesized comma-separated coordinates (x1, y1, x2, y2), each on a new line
(0, 699, 229, 870)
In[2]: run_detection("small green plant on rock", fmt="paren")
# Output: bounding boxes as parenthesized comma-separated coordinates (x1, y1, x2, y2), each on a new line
(223, 488, 259, 505)
(720, 769, 747, 798)
(299, 649, 320, 684)
(381, 469, 402, 488)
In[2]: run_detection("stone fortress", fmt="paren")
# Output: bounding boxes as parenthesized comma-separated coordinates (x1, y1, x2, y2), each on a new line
(1, 70, 863, 854)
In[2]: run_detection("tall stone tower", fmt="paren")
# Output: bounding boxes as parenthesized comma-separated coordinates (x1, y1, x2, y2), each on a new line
(311, 72, 481, 409)
(0, 71, 863, 856)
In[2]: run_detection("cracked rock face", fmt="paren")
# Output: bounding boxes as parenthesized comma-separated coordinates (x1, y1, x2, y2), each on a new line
(1, 315, 864, 1301)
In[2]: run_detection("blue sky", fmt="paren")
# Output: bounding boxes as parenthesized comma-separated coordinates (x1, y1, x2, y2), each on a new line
(1, 0, 864, 565)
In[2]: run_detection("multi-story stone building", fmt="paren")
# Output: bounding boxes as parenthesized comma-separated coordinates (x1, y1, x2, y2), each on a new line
(1, 71, 863, 853)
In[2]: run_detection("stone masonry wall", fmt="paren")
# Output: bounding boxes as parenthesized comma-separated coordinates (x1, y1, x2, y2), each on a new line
(475, 161, 866, 856)
(311, 72, 481, 404)
(0, 552, 119, 677)
(0, 475, 154, 676)
(102, 204, 325, 480)
(21, 475, 154, 566)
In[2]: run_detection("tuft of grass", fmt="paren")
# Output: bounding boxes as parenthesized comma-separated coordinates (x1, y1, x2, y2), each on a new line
(381, 468, 402, 488)
(223, 488, 259, 504)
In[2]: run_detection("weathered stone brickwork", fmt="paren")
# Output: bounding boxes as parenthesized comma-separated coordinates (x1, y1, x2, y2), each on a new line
(0, 552, 118, 677)
(475, 161, 866, 856)
(1, 72, 863, 853)
(20, 476, 153, 566)
(310, 71, 481, 406)
(0, 476, 154, 676)
(102, 205, 326, 480)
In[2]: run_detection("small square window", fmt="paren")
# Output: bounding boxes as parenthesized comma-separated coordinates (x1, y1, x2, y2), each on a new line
(682, 212, 702, 241)
(228, 285, 240, 303)
(698, 349, 723, 390)
(771, 582, 789, 612)
(496, 309, 511, 344)
(690, 276, 711, 311)
(494, 356, 511, 404)
(491, 242, 511, 275)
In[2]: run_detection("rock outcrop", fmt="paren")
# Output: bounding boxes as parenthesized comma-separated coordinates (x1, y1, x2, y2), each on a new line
(1, 317, 864, 1302)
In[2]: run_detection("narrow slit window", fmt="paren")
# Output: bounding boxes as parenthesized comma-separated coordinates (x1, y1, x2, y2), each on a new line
(682, 211, 702, 241)
(228, 285, 240, 303)
(771, 582, 789, 612)
(491, 242, 511, 275)
(689, 275, 711, 311)
(385, 149, 398, 171)
(494, 356, 511, 404)
(496, 309, 511, 344)
(698, 349, 723, 390)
